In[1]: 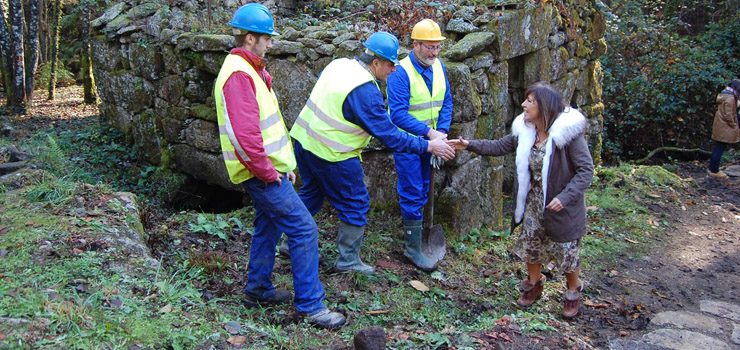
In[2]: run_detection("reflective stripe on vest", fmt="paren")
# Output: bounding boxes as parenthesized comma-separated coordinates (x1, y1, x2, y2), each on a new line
(214, 54, 295, 184)
(399, 56, 446, 129)
(290, 58, 376, 162)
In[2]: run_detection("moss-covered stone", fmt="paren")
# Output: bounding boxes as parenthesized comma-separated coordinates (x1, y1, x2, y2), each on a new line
(126, 2, 159, 20)
(132, 109, 162, 165)
(447, 62, 482, 123)
(575, 37, 592, 58)
(550, 46, 570, 81)
(445, 32, 496, 61)
(176, 33, 233, 52)
(580, 102, 605, 118)
(183, 119, 220, 153)
(271, 40, 304, 55)
(129, 41, 164, 80)
(103, 14, 132, 34)
(587, 60, 603, 104)
(158, 75, 186, 105)
(92, 2, 127, 28)
(486, 4, 552, 61)
(524, 48, 552, 83)
(589, 10, 606, 41)
(591, 38, 607, 59)
(190, 103, 215, 122)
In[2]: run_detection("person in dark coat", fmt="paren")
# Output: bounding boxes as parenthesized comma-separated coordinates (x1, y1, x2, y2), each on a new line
(707, 79, 740, 178)
(448, 82, 594, 318)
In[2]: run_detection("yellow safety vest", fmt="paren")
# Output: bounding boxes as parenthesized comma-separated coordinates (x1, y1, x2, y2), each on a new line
(290, 58, 378, 162)
(399, 56, 446, 129)
(214, 54, 295, 184)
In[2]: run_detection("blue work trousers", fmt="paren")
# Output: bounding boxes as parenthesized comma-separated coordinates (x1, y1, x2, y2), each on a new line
(393, 151, 431, 221)
(293, 140, 370, 227)
(241, 175, 325, 314)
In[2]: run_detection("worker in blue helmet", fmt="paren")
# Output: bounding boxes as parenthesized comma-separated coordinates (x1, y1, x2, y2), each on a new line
(290, 31, 456, 275)
(215, 2, 345, 329)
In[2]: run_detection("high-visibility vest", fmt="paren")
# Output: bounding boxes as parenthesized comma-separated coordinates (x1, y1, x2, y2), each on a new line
(399, 56, 446, 129)
(214, 54, 295, 184)
(290, 58, 377, 162)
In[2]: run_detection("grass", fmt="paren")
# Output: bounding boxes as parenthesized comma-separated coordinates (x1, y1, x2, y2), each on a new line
(0, 110, 684, 348)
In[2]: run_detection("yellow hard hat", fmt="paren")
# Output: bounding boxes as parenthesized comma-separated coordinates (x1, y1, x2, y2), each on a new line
(410, 19, 446, 41)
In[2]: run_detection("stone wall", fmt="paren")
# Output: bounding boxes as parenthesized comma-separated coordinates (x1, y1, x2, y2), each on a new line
(91, 1, 606, 235)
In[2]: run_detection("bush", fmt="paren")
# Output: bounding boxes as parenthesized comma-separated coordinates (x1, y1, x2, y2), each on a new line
(35, 62, 77, 90)
(600, 0, 738, 162)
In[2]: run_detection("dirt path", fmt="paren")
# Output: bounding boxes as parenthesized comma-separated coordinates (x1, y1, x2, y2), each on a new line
(574, 161, 740, 349)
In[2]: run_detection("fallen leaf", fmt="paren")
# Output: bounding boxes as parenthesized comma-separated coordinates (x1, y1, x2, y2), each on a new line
(25, 221, 35, 227)
(624, 238, 638, 244)
(159, 304, 173, 313)
(496, 315, 512, 326)
(409, 280, 429, 292)
(584, 300, 609, 308)
(366, 309, 390, 315)
(397, 332, 410, 340)
(619, 330, 630, 337)
(652, 289, 668, 299)
(72, 248, 84, 255)
(0, 332, 5, 341)
(586, 205, 598, 212)
(227, 335, 247, 345)
(688, 231, 700, 236)
(647, 193, 661, 199)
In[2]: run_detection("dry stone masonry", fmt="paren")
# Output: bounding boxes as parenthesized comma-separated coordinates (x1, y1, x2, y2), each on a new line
(91, 0, 606, 235)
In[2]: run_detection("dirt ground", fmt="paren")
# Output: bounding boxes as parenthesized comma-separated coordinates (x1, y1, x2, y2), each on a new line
(570, 161, 740, 349)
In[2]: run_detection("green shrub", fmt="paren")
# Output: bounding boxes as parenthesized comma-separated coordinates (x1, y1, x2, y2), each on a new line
(35, 62, 77, 90)
(600, 0, 738, 162)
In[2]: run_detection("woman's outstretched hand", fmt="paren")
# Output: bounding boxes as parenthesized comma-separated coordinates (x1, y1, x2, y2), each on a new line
(446, 137, 469, 150)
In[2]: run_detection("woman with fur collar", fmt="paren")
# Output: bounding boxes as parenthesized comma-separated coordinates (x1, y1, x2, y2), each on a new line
(449, 82, 594, 318)
(707, 79, 740, 178)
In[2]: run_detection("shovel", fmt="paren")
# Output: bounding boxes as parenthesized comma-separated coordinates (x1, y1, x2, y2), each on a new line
(422, 166, 446, 263)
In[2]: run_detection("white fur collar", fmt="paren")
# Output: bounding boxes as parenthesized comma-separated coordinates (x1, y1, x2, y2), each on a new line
(510, 107, 587, 223)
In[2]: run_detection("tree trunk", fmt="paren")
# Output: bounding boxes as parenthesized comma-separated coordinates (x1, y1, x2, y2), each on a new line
(80, 4, 96, 104)
(0, 0, 14, 106)
(25, 0, 39, 101)
(47, 0, 59, 100)
(8, 0, 25, 113)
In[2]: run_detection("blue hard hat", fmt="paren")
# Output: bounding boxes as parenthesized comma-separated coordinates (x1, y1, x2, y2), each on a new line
(363, 31, 400, 65)
(229, 3, 279, 36)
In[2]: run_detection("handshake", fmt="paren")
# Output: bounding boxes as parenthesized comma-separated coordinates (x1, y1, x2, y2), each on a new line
(426, 129, 471, 165)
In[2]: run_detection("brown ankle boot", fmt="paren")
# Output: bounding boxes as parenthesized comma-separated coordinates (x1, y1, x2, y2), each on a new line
(562, 288, 582, 318)
(517, 274, 545, 307)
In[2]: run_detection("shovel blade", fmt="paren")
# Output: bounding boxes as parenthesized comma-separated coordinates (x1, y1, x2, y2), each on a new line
(422, 224, 446, 263)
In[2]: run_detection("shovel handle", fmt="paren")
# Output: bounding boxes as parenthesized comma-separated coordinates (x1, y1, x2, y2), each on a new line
(423, 167, 435, 233)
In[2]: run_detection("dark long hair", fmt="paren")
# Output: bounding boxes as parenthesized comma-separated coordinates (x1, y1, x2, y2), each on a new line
(524, 82, 566, 131)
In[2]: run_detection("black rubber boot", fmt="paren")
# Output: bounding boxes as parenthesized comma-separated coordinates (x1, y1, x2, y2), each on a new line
(403, 220, 437, 272)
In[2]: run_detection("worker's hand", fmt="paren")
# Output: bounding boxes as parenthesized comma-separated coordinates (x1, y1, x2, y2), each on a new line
(427, 138, 455, 161)
(546, 198, 563, 212)
(427, 128, 447, 141)
(287, 171, 296, 184)
(274, 175, 282, 186)
(447, 137, 469, 150)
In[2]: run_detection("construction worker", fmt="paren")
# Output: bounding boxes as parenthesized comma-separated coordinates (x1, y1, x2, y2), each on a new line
(386, 19, 452, 272)
(214, 3, 344, 329)
(290, 31, 456, 275)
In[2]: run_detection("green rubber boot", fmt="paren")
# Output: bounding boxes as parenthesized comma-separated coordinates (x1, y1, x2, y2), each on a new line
(403, 220, 438, 272)
(334, 222, 375, 274)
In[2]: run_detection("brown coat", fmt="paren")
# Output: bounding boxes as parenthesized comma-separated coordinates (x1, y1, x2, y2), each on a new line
(467, 108, 594, 242)
(711, 91, 740, 144)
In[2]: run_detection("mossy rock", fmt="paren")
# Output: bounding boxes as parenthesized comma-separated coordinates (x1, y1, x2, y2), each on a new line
(126, 2, 160, 20)
(190, 103, 216, 122)
(446, 62, 482, 123)
(103, 14, 132, 34)
(445, 32, 496, 61)
(92, 2, 127, 28)
(176, 33, 233, 52)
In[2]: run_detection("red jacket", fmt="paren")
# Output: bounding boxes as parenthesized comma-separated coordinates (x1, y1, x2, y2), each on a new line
(222, 48, 280, 183)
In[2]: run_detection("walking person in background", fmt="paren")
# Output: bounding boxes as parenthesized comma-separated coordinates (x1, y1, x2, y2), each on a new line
(448, 82, 594, 318)
(290, 31, 456, 275)
(214, 3, 344, 329)
(707, 79, 740, 178)
(387, 19, 453, 272)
